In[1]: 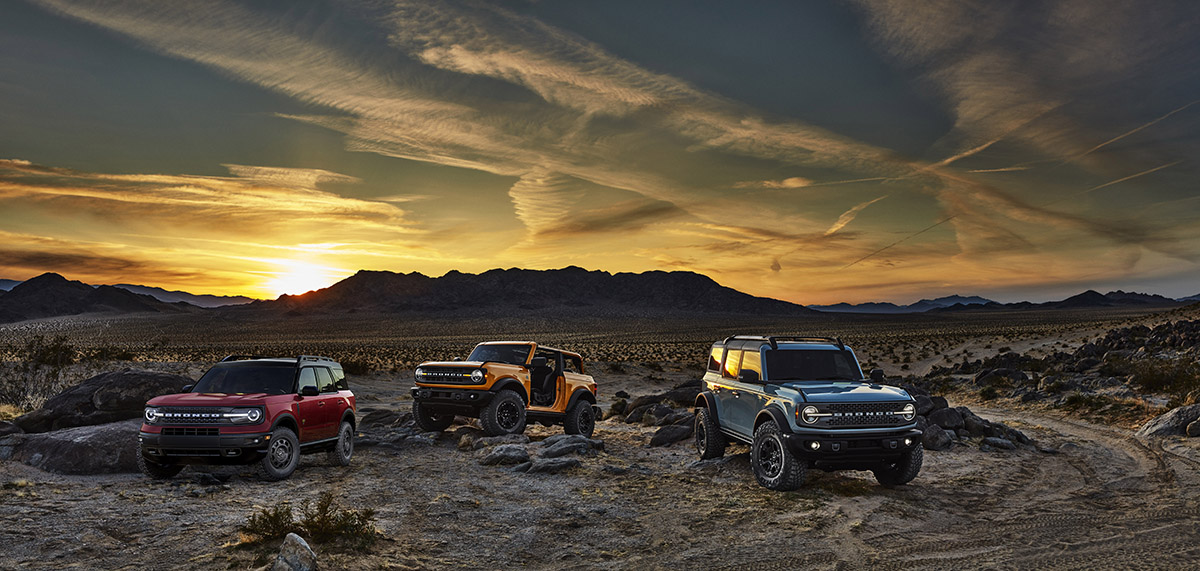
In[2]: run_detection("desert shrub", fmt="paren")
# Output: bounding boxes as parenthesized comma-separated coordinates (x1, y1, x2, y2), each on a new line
(21, 335, 77, 368)
(979, 386, 999, 400)
(83, 346, 136, 361)
(1128, 358, 1200, 396)
(240, 493, 377, 548)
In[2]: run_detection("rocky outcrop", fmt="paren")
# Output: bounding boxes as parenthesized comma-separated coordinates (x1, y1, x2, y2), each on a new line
(13, 369, 192, 433)
(649, 425, 692, 447)
(1136, 404, 1200, 438)
(0, 419, 141, 474)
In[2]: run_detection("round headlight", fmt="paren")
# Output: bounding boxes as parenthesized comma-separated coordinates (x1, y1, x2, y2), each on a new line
(144, 407, 160, 424)
(471, 369, 485, 383)
(801, 405, 820, 424)
(414, 367, 425, 379)
(900, 403, 916, 421)
(246, 408, 263, 423)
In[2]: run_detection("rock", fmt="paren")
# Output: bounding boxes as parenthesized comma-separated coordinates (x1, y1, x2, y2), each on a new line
(649, 424, 692, 447)
(914, 395, 934, 416)
(641, 404, 674, 426)
(922, 425, 952, 451)
(607, 399, 627, 419)
(673, 379, 702, 389)
(927, 407, 964, 430)
(0, 421, 22, 436)
(1073, 357, 1101, 372)
(664, 412, 695, 426)
(960, 409, 990, 437)
(662, 386, 701, 407)
(627, 394, 665, 411)
(359, 408, 401, 426)
(613, 390, 630, 399)
(13, 369, 192, 433)
(0, 419, 141, 474)
(623, 404, 655, 424)
(524, 457, 581, 474)
(542, 441, 591, 458)
(1188, 421, 1200, 438)
(981, 437, 1016, 450)
(271, 532, 317, 571)
(688, 454, 748, 474)
(915, 415, 928, 432)
(471, 434, 530, 450)
(1136, 404, 1200, 438)
(929, 396, 949, 411)
(480, 444, 530, 466)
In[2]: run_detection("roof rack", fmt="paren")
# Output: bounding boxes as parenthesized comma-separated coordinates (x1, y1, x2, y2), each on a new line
(298, 355, 337, 364)
(721, 335, 845, 351)
(220, 354, 270, 362)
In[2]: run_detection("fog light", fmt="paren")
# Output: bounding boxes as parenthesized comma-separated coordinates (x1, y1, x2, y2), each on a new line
(809, 441, 821, 451)
(904, 437, 913, 447)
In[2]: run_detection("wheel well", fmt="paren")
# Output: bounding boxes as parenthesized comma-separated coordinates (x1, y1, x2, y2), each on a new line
(272, 414, 299, 434)
(493, 378, 528, 403)
(754, 407, 788, 432)
(342, 411, 356, 429)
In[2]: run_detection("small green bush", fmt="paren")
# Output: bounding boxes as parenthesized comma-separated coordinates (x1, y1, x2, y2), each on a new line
(240, 504, 300, 542)
(240, 492, 377, 548)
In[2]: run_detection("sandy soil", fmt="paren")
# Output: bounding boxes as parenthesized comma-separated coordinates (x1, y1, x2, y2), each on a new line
(4, 370, 1200, 570)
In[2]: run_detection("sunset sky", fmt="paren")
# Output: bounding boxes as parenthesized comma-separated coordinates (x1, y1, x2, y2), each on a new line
(2, 1, 1198, 304)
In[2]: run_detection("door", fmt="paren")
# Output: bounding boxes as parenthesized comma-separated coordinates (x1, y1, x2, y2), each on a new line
(719, 349, 757, 437)
(314, 367, 342, 439)
(294, 366, 327, 442)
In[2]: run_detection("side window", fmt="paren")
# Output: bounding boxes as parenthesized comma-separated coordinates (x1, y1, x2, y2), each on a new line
(331, 367, 348, 390)
(563, 355, 583, 374)
(707, 346, 724, 372)
(315, 367, 335, 393)
(297, 367, 318, 394)
(741, 350, 762, 378)
(723, 349, 743, 379)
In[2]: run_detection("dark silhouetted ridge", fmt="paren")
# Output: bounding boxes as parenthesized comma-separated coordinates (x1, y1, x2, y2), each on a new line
(0, 272, 193, 323)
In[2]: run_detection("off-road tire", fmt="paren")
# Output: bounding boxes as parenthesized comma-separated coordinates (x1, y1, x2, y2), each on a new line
(694, 407, 727, 460)
(874, 444, 923, 488)
(751, 422, 805, 491)
(480, 389, 527, 436)
(258, 426, 300, 481)
(413, 401, 453, 432)
(137, 448, 184, 479)
(564, 400, 596, 437)
(327, 421, 354, 466)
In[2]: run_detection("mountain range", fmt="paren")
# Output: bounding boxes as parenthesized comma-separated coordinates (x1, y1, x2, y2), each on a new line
(811, 295, 994, 314)
(0, 273, 194, 323)
(0, 278, 255, 308)
(931, 290, 1184, 312)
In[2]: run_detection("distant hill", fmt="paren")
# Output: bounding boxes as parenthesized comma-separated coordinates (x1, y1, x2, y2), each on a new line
(933, 290, 1182, 313)
(1176, 293, 1200, 302)
(112, 284, 256, 308)
(0, 273, 195, 324)
(229, 266, 818, 317)
(811, 294, 994, 314)
(0, 279, 19, 291)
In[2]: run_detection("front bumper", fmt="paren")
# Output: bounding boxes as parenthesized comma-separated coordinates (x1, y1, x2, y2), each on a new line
(138, 430, 271, 464)
(411, 386, 494, 407)
(782, 428, 923, 468)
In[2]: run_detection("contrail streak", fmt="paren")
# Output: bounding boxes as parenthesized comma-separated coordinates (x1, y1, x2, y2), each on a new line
(1078, 100, 1200, 158)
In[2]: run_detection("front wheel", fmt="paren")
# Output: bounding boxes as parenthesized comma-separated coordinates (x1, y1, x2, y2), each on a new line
(694, 407, 726, 460)
(480, 390, 527, 436)
(751, 422, 805, 491)
(413, 401, 453, 432)
(327, 421, 354, 466)
(874, 445, 923, 488)
(563, 400, 596, 437)
(137, 447, 184, 479)
(258, 426, 300, 481)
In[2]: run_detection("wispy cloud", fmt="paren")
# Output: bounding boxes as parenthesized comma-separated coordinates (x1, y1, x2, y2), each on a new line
(826, 195, 888, 236)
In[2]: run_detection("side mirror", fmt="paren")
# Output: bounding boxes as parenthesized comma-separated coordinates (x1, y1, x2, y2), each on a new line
(453, 357, 463, 361)
(531, 356, 548, 368)
(181, 384, 193, 393)
(300, 386, 319, 397)
(737, 369, 760, 383)
(869, 368, 886, 382)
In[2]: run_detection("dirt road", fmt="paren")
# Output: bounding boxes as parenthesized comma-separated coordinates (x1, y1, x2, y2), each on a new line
(3, 400, 1200, 569)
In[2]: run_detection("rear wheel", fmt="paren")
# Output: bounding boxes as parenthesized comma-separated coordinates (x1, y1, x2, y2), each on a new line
(751, 422, 805, 491)
(874, 445, 923, 488)
(413, 401, 453, 432)
(564, 400, 596, 437)
(480, 390, 527, 436)
(327, 421, 354, 466)
(257, 427, 300, 481)
(694, 407, 726, 460)
(137, 448, 184, 479)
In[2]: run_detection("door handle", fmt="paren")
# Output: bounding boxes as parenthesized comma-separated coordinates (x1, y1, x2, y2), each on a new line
(318, 402, 326, 406)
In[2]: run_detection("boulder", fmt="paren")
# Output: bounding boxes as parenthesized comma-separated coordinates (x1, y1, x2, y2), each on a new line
(623, 404, 655, 424)
(649, 424, 692, 447)
(981, 437, 1016, 450)
(0, 418, 141, 474)
(641, 404, 674, 426)
(271, 533, 317, 571)
(922, 425, 952, 451)
(959, 408, 990, 437)
(479, 444, 530, 466)
(914, 394, 934, 416)
(607, 399, 628, 419)
(517, 457, 582, 474)
(929, 396, 949, 411)
(627, 394, 666, 411)
(542, 440, 595, 459)
(662, 386, 701, 407)
(13, 369, 192, 433)
(541, 433, 604, 450)
(613, 390, 630, 399)
(1136, 404, 1200, 438)
(927, 407, 964, 430)
(1188, 420, 1200, 438)
(358, 408, 401, 427)
(471, 434, 530, 450)
(0, 421, 22, 436)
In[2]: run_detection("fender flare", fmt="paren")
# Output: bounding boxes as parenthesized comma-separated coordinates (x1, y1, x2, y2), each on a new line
(565, 388, 597, 411)
(491, 378, 528, 403)
(694, 390, 721, 425)
(339, 409, 356, 429)
(754, 405, 792, 434)
(271, 413, 299, 434)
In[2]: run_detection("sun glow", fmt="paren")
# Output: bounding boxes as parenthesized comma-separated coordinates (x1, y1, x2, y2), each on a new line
(262, 259, 350, 297)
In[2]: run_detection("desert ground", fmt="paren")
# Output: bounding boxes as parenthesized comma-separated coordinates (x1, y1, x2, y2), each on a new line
(3, 305, 1200, 569)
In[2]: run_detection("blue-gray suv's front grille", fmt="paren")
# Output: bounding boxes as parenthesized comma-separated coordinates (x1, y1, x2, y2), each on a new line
(825, 402, 907, 427)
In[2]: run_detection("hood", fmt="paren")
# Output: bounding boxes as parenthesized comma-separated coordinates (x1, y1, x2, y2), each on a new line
(417, 361, 489, 368)
(779, 381, 911, 403)
(147, 392, 271, 406)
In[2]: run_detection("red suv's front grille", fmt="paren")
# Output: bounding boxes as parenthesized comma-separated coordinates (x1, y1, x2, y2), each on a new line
(158, 407, 227, 424)
(161, 427, 220, 436)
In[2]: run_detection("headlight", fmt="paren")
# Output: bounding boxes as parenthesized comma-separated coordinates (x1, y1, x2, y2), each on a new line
(414, 367, 425, 379)
(225, 408, 264, 424)
(800, 405, 830, 424)
(899, 403, 916, 421)
(471, 369, 485, 383)
(144, 407, 161, 424)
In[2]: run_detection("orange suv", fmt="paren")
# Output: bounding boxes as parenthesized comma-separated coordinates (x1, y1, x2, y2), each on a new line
(411, 341, 599, 437)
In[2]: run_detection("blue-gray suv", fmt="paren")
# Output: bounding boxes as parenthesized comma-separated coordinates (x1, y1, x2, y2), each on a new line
(693, 336, 923, 490)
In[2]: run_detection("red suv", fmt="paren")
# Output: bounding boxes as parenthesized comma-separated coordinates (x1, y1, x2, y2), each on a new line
(137, 355, 356, 480)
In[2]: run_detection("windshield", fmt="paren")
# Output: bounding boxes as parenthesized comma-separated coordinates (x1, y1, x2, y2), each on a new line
(764, 349, 862, 381)
(192, 362, 295, 395)
(467, 344, 532, 365)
